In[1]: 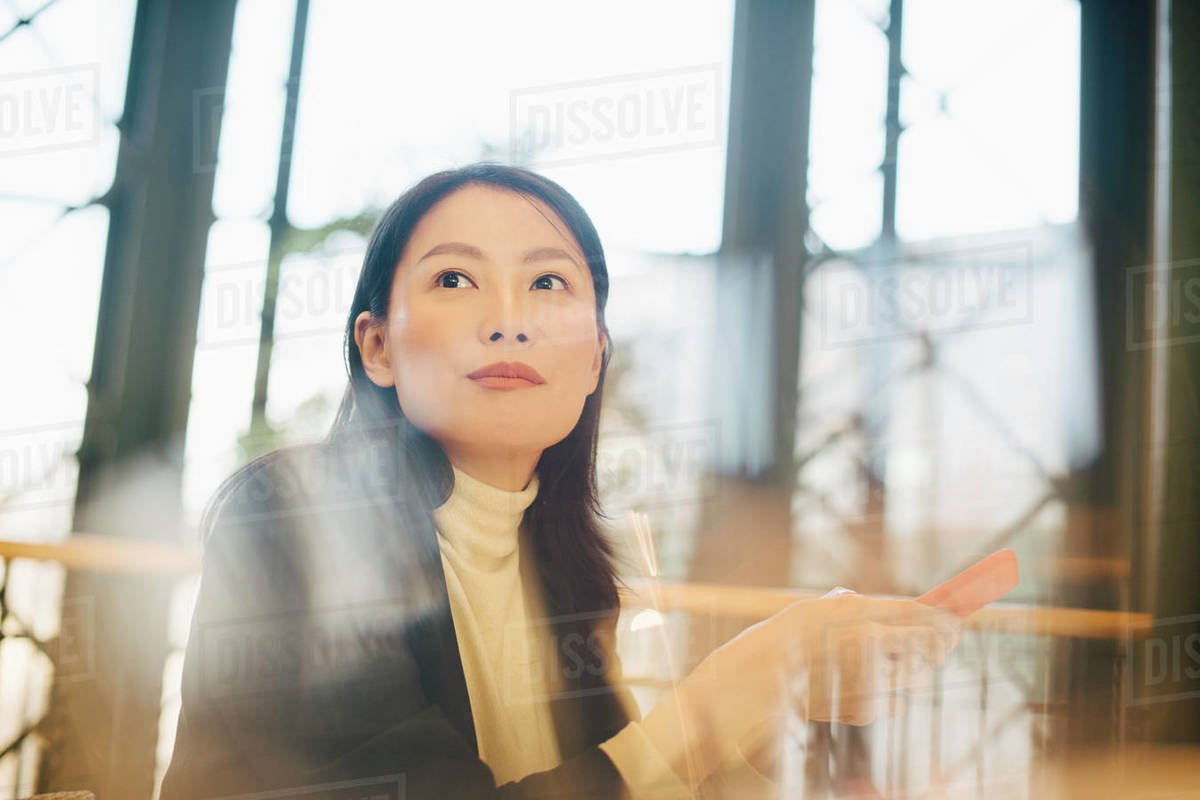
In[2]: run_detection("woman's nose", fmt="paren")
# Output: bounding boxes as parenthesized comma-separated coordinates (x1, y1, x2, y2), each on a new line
(481, 287, 530, 344)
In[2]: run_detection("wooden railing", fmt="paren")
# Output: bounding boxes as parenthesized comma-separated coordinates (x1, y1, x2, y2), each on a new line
(619, 577, 1152, 640)
(0, 536, 1150, 640)
(0, 535, 201, 576)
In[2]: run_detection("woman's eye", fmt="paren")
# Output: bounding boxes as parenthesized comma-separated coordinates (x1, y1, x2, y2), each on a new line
(532, 273, 569, 291)
(435, 270, 476, 289)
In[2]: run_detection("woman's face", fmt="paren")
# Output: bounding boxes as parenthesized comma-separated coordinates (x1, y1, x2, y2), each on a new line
(356, 183, 607, 482)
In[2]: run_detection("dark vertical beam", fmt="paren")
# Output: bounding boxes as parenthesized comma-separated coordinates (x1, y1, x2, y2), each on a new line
(37, 0, 237, 797)
(1055, 0, 1155, 752)
(718, 0, 816, 487)
(880, 0, 903, 242)
(1077, 0, 1155, 513)
(696, 0, 815, 602)
(250, 0, 309, 436)
(691, 0, 817, 768)
(858, 0, 907, 594)
(1146, 0, 1200, 744)
(699, 0, 816, 590)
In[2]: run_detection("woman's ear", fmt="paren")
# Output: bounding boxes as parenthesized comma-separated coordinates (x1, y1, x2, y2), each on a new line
(355, 310, 396, 388)
(588, 330, 607, 395)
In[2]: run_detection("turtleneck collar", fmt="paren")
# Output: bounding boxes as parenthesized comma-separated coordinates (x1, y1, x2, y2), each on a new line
(432, 464, 540, 571)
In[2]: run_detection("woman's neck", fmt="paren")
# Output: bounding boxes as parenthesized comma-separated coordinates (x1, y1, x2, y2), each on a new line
(442, 447, 541, 492)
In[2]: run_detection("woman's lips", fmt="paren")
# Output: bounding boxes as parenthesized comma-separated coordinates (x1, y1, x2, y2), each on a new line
(469, 375, 542, 390)
(466, 360, 546, 390)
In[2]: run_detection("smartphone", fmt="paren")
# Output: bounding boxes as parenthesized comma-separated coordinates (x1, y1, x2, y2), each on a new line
(916, 548, 1019, 618)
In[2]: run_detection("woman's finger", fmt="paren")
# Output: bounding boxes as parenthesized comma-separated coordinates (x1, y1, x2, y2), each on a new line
(884, 687, 909, 719)
(877, 611, 963, 667)
(838, 624, 882, 726)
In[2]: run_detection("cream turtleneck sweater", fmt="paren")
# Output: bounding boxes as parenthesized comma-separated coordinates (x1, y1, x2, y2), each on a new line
(432, 464, 777, 798)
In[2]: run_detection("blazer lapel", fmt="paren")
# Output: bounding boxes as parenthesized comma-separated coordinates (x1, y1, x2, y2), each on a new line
(402, 520, 631, 766)
(544, 600, 632, 761)
(405, 574, 479, 757)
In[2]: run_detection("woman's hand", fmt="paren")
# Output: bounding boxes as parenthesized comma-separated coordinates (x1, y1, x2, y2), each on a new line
(638, 591, 963, 790)
(793, 591, 964, 725)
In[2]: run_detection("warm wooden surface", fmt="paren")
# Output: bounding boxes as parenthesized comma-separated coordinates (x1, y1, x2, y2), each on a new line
(0, 537, 1152, 639)
(1028, 745, 1200, 799)
(0, 535, 201, 575)
(620, 577, 1154, 640)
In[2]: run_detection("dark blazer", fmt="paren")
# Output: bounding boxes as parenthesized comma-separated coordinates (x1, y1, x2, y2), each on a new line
(159, 438, 638, 800)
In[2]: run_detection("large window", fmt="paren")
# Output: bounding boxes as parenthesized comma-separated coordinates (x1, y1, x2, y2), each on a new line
(794, 2, 1087, 795)
(182, 0, 736, 528)
(0, 0, 137, 794)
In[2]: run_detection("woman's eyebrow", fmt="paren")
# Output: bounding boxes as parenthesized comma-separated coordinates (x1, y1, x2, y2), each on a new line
(520, 246, 583, 270)
(417, 242, 486, 263)
(416, 242, 583, 270)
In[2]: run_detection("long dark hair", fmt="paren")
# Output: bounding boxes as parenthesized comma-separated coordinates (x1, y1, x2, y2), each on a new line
(323, 162, 621, 621)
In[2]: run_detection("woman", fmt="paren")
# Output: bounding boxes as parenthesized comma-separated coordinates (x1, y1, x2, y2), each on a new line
(160, 163, 961, 799)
